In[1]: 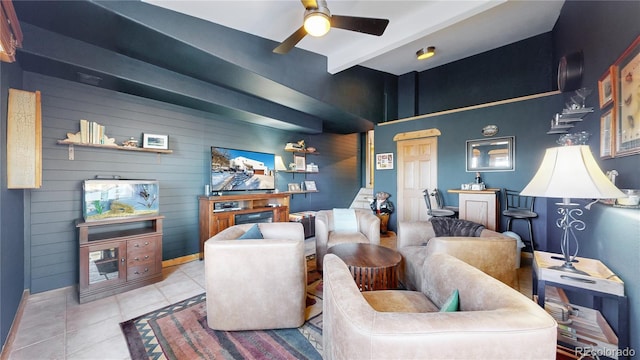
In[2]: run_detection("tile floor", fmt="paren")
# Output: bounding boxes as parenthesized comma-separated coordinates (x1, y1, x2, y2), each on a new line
(2, 239, 533, 360)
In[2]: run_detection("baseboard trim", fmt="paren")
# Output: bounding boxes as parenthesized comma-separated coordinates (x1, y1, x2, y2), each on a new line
(162, 253, 200, 268)
(0, 289, 30, 360)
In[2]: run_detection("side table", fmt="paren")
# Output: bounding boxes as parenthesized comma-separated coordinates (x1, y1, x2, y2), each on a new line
(533, 251, 629, 359)
(327, 243, 401, 291)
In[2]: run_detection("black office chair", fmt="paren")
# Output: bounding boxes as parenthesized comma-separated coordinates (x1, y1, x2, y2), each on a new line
(432, 188, 459, 218)
(502, 189, 538, 250)
(422, 189, 456, 217)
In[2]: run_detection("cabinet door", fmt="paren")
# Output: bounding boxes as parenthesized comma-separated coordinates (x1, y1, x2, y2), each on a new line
(459, 193, 498, 230)
(79, 241, 127, 290)
(273, 207, 289, 222)
(211, 212, 233, 234)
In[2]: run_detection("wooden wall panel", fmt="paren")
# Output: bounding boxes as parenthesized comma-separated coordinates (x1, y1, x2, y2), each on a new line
(22, 72, 360, 293)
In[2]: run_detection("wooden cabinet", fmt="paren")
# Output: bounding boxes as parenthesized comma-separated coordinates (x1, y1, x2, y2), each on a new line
(448, 189, 500, 231)
(77, 215, 163, 303)
(199, 193, 291, 259)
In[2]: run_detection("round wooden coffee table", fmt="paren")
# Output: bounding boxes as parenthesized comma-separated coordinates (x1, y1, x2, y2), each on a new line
(327, 243, 402, 291)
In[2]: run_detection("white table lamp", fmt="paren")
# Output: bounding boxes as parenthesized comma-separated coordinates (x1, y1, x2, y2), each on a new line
(520, 145, 625, 275)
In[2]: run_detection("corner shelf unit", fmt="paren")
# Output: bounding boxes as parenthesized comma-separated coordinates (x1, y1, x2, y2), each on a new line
(547, 107, 594, 134)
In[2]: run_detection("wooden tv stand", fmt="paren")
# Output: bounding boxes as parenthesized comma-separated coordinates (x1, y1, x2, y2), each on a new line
(198, 193, 291, 259)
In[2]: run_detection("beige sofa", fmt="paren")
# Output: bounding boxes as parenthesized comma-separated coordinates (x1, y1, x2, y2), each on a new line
(323, 253, 557, 359)
(204, 222, 306, 330)
(315, 209, 380, 271)
(398, 220, 518, 289)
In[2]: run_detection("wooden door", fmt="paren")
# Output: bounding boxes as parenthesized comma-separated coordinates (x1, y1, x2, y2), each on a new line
(397, 137, 438, 222)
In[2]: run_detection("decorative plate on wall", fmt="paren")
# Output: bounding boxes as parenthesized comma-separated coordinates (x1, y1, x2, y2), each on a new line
(482, 124, 498, 137)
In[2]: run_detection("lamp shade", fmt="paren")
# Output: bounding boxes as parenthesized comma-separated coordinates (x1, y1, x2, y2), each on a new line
(520, 145, 625, 200)
(274, 155, 287, 171)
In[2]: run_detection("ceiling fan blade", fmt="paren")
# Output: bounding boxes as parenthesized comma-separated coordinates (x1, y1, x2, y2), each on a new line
(273, 26, 307, 54)
(331, 15, 389, 36)
(301, 0, 318, 9)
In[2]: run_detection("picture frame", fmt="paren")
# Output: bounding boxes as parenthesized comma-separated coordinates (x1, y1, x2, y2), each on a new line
(598, 66, 615, 109)
(600, 108, 614, 159)
(466, 136, 515, 172)
(304, 180, 317, 191)
(375, 153, 394, 170)
(294, 154, 306, 172)
(614, 36, 640, 157)
(288, 183, 301, 192)
(142, 133, 169, 150)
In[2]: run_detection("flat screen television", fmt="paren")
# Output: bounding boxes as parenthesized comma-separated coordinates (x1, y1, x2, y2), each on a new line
(210, 147, 275, 192)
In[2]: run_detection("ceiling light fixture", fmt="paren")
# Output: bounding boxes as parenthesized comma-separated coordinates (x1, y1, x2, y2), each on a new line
(416, 46, 436, 60)
(304, 5, 331, 37)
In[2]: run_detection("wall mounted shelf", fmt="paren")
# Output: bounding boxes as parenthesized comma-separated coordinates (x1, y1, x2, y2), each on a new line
(57, 140, 173, 159)
(277, 170, 319, 174)
(284, 149, 319, 155)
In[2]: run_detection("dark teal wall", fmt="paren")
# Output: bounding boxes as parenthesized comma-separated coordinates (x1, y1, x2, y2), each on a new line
(374, 34, 559, 240)
(376, 1, 639, 353)
(418, 33, 554, 114)
(549, 1, 640, 353)
(18, 72, 360, 295)
(0, 62, 26, 347)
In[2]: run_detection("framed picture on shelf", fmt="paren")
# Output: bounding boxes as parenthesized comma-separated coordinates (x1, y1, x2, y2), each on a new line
(614, 36, 640, 157)
(294, 154, 306, 172)
(142, 133, 169, 150)
(288, 183, 301, 192)
(598, 66, 615, 109)
(600, 108, 614, 159)
(375, 153, 394, 170)
(304, 180, 317, 191)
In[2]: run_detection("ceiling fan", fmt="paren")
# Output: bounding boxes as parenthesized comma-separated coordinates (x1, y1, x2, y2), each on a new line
(273, 0, 389, 54)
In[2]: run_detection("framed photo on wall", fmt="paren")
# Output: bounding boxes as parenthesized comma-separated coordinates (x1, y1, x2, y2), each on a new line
(376, 153, 394, 170)
(598, 66, 615, 109)
(142, 133, 169, 150)
(600, 108, 614, 158)
(614, 36, 640, 157)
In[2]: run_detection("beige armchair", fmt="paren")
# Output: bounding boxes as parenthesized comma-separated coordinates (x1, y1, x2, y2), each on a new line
(204, 222, 306, 331)
(398, 220, 517, 289)
(322, 253, 557, 360)
(315, 209, 380, 271)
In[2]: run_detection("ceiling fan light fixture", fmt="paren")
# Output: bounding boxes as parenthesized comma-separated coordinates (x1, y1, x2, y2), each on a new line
(416, 46, 436, 60)
(304, 11, 331, 37)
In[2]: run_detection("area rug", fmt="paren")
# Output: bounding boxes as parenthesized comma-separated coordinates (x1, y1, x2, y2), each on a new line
(121, 255, 323, 360)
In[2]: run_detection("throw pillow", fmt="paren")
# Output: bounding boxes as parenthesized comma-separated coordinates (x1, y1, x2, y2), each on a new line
(439, 289, 459, 312)
(237, 224, 264, 240)
(332, 208, 358, 233)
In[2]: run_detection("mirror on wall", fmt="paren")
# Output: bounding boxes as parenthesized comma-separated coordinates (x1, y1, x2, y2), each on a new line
(466, 136, 515, 172)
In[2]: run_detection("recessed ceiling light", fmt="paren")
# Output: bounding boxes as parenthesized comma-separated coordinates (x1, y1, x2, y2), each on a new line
(416, 46, 436, 60)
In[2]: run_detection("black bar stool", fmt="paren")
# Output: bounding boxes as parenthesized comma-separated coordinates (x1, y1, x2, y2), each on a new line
(502, 188, 538, 250)
(422, 189, 456, 217)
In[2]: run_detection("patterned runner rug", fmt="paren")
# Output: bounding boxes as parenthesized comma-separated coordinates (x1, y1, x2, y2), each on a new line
(121, 255, 323, 360)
